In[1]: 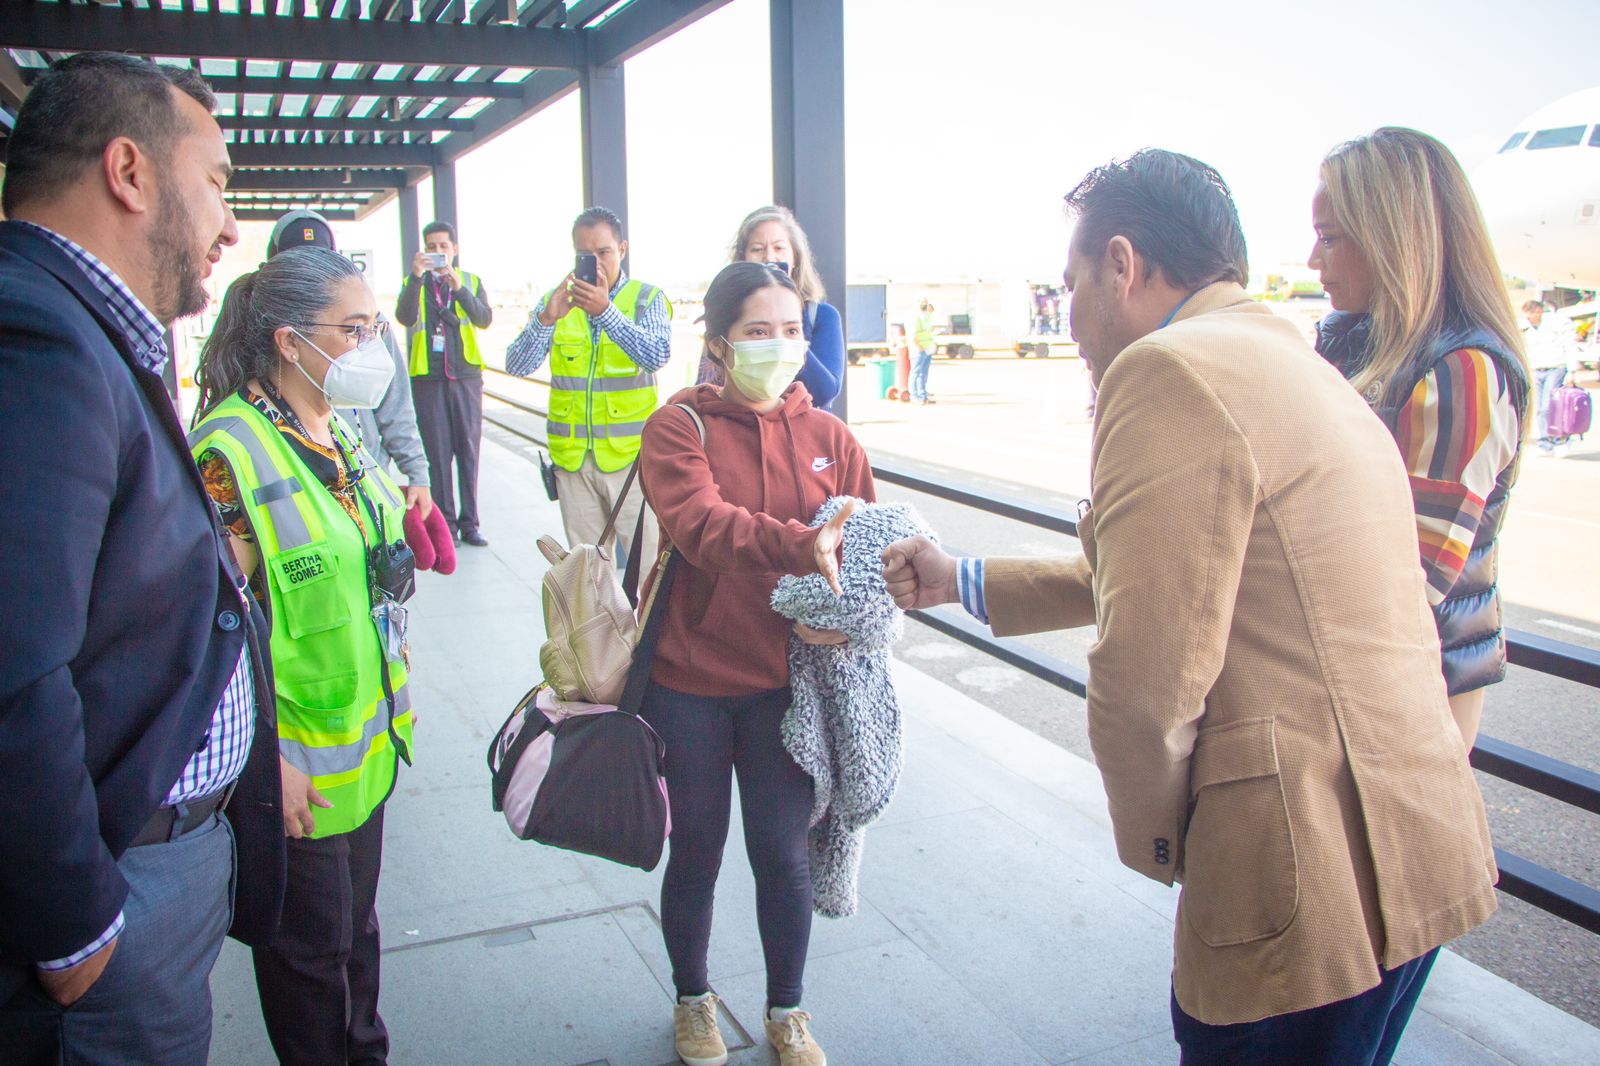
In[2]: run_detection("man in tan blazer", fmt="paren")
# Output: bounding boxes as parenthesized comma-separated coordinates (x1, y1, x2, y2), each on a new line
(883, 150, 1497, 1065)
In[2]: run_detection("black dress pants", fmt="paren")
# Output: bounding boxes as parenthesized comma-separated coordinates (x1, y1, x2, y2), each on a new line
(253, 805, 388, 1066)
(412, 375, 483, 535)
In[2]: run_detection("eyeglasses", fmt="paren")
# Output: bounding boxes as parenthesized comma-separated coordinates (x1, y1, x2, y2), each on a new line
(307, 317, 390, 346)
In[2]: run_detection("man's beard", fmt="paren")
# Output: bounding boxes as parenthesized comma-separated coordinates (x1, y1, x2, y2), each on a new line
(146, 180, 210, 323)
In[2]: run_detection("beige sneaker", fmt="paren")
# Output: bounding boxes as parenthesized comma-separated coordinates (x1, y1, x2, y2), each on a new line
(673, 993, 728, 1066)
(765, 1008, 826, 1066)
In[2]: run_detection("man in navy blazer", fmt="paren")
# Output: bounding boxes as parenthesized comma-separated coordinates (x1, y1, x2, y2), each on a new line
(0, 54, 284, 1064)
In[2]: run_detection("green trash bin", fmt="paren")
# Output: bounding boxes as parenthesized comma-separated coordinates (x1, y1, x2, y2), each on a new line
(871, 358, 895, 398)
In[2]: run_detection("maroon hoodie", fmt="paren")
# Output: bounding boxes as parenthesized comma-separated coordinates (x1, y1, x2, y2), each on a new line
(639, 383, 876, 697)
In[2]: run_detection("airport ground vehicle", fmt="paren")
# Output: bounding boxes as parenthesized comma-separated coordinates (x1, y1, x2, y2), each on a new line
(844, 280, 1073, 362)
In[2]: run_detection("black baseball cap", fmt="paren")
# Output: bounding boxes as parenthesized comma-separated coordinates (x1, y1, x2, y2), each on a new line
(268, 210, 337, 258)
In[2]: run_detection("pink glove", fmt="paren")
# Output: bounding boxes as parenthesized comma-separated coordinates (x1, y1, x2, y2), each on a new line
(404, 505, 435, 571)
(404, 505, 457, 576)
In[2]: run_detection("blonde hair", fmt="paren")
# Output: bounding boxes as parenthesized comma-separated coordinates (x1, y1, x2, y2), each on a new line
(1319, 127, 1528, 419)
(729, 205, 826, 304)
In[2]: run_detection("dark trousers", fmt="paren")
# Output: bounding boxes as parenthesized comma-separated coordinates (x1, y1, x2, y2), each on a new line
(0, 813, 235, 1066)
(1172, 947, 1440, 1066)
(253, 806, 388, 1066)
(640, 682, 815, 1008)
(412, 375, 483, 534)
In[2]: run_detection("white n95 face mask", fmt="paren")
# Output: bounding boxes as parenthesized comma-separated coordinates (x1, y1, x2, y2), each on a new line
(293, 330, 396, 410)
(724, 336, 808, 403)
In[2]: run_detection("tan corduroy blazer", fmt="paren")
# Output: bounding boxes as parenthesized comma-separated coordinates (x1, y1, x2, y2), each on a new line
(985, 283, 1497, 1026)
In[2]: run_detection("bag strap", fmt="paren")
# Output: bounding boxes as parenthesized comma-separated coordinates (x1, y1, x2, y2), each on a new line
(621, 402, 705, 603)
(597, 462, 639, 548)
(618, 402, 705, 714)
(487, 684, 547, 812)
(618, 549, 681, 717)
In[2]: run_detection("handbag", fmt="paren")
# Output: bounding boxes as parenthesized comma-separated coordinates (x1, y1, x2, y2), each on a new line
(485, 403, 705, 870)
(485, 546, 681, 870)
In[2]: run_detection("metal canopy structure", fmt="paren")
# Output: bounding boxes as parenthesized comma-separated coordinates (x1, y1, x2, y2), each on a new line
(0, 0, 742, 223)
(0, 0, 851, 411)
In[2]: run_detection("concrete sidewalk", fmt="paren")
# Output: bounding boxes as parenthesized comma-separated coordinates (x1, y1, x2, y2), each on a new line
(207, 436, 1600, 1065)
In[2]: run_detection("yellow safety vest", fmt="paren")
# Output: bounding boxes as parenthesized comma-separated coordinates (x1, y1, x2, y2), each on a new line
(408, 270, 485, 376)
(914, 311, 935, 351)
(189, 393, 415, 838)
(545, 278, 672, 473)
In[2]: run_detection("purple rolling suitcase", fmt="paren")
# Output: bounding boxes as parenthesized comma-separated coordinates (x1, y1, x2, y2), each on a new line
(1546, 385, 1592, 439)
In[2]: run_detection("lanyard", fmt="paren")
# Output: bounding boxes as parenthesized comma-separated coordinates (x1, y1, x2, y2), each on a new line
(257, 380, 371, 540)
(1159, 293, 1194, 330)
(428, 273, 454, 316)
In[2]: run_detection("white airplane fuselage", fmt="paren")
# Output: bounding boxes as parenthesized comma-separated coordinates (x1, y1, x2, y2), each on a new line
(1473, 86, 1600, 290)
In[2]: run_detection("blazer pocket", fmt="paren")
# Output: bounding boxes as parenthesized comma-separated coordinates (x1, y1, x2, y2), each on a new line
(1180, 716, 1300, 947)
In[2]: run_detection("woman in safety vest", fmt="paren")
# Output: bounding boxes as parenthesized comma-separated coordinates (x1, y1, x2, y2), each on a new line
(639, 262, 873, 1066)
(190, 247, 416, 1063)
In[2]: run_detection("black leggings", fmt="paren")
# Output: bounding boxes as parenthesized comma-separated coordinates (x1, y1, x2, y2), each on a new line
(641, 682, 815, 1008)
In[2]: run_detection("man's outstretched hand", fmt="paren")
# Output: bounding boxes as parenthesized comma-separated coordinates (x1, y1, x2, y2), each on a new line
(881, 535, 960, 611)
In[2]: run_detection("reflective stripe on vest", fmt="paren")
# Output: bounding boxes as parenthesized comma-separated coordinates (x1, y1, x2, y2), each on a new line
(545, 279, 671, 474)
(187, 415, 314, 551)
(189, 394, 414, 838)
(408, 270, 485, 376)
(278, 682, 414, 778)
(545, 419, 650, 439)
(547, 372, 657, 393)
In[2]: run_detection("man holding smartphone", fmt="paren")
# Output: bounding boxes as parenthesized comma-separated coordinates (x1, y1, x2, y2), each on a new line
(395, 220, 494, 546)
(506, 206, 673, 566)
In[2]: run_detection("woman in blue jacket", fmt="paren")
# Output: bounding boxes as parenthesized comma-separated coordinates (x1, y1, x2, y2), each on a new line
(699, 206, 847, 410)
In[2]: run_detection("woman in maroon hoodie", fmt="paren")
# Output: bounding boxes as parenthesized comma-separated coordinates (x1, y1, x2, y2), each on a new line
(639, 262, 874, 1066)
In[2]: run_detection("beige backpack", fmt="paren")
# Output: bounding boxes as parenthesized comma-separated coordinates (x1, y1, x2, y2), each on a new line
(535, 403, 704, 706)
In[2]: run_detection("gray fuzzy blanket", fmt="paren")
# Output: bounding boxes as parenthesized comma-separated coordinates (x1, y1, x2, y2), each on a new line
(770, 496, 933, 918)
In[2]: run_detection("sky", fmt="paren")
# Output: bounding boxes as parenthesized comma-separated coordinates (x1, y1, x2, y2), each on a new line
(231, 0, 1598, 302)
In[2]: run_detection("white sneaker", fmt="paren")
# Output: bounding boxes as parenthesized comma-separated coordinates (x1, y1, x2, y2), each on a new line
(1554, 441, 1571, 458)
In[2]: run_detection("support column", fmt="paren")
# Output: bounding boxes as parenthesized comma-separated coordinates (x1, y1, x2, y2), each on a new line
(431, 159, 458, 236)
(399, 182, 420, 269)
(771, 0, 846, 419)
(580, 60, 629, 265)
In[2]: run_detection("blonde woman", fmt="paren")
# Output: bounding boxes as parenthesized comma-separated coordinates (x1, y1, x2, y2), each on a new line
(1309, 127, 1530, 747)
(697, 206, 846, 410)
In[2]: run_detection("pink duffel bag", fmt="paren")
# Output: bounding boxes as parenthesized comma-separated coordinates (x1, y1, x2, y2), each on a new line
(487, 685, 670, 871)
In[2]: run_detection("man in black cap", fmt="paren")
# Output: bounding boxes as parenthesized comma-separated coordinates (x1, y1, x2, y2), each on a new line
(266, 210, 434, 519)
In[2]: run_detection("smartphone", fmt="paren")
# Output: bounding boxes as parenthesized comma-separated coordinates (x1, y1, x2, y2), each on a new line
(423, 252, 449, 270)
(769, 260, 791, 276)
(574, 253, 599, 286)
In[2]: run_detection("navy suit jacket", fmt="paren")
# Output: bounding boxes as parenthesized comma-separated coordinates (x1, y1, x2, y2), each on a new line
(0, 222, 284, 1001)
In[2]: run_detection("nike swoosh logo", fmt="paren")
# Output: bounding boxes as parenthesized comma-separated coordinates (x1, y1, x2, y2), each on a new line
(812, 458, 834, 472)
